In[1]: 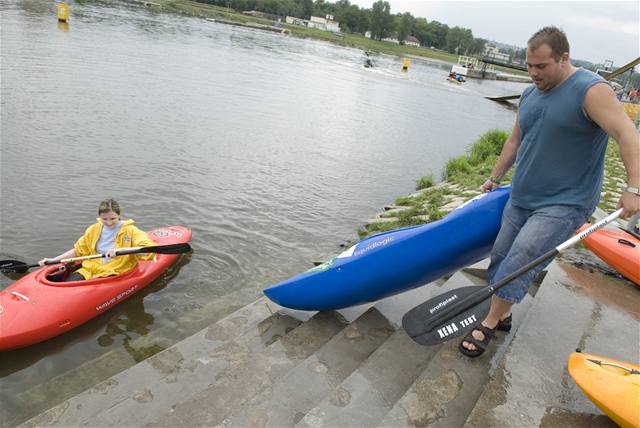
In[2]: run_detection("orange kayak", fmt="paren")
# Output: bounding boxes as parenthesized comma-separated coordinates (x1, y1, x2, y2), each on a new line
(578, 224, 640, 285)
(568, 351, 640, 428)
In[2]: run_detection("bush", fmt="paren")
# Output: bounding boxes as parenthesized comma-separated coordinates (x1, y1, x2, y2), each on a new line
(469, 129, 509, 166)
(444, 156, 472, 179)
(416, 174, 434, 190)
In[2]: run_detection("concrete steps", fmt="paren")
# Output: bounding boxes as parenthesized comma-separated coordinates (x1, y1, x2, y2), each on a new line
(222, 308, 394, 427)
(142, 309, 348, 427)
(18, 297, 302, 427)
(293, 272, 476, 428)
(21, 255, 638, 428)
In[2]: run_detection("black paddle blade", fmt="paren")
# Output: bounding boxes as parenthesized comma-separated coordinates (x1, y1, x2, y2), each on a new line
(148, 243, 192, 254)
(0, 260, 32, 274)
(402, 286, 491, 346)
(117, 242, 192, 256)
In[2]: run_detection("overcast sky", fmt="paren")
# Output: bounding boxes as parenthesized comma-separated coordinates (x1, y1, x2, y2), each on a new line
(348, 1, 639, 66)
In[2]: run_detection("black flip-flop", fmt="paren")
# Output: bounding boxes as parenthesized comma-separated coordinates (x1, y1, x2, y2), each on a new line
(459, 324, 496, 358)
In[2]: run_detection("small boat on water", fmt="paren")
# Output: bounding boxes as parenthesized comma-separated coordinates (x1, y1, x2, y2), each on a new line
(264, 187, 510, 311)
(0, 226, 192, 351)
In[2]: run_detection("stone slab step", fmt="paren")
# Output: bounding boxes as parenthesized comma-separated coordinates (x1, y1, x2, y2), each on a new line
(222, 308, 395, 427)
(146, 310, 348, 427)
(296, 328, 439, 428)
(464, 260, 640, 427)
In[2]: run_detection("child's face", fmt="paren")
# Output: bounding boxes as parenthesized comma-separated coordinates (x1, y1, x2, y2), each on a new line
(100, 211, 120, 228)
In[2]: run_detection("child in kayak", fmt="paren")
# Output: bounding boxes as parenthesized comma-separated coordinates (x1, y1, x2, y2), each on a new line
(39, 199, 156, 281)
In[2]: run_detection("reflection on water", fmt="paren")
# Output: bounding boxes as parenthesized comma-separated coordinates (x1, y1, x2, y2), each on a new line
(98, 299, 162, 361)
(97, 254, 191, 362)
(0, 0, 526, 424)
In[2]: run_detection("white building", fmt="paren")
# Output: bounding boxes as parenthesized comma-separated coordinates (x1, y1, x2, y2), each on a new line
(404, 36, 420, 47)
(307, 15, 341, 32)
(484, 46, 510, 63)
(381, 36, 400, 44)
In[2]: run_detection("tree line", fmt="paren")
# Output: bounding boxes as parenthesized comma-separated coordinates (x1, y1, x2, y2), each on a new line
(198, 0, 490, 55)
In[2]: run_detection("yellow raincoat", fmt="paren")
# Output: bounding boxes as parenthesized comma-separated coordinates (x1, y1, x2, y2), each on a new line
(74, 219, 156, 279)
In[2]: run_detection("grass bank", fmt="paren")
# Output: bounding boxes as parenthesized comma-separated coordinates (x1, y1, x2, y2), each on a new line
(358, 130, 627, 238)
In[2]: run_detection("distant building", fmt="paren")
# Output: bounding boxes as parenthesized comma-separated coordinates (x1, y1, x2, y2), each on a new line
(285, 16, 307, 27)
(309, 15, 341, 32)
(404, 36, 420, 47)
(382, 36, 400, 44)
(484, 46, 510, 63)
(286, 14, 340, 32)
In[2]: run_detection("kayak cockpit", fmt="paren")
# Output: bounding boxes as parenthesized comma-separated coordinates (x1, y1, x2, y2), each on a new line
(38, 263, 140, 287)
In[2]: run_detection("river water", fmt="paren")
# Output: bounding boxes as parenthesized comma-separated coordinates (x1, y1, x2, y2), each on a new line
(0, 0, 528, 424)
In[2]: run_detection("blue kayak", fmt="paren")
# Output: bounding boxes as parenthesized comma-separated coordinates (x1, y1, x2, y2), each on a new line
(264, 187, 510, 311)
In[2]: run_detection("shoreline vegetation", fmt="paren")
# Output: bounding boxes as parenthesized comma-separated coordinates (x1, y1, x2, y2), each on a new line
(135, 0, 528, 75)
(358, 130, 627, 239)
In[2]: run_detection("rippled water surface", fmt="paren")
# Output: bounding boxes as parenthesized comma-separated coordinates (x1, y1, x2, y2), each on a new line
(0, 1, 528, 423)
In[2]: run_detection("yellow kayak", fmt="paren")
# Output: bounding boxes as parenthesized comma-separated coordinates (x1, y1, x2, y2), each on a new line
(568, 351, 640, 428)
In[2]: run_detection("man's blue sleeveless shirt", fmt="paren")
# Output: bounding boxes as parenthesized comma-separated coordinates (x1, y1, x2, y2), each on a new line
(511, 68, 608, 210)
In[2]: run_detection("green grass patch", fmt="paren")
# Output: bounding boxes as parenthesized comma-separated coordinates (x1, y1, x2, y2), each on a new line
(416, 174, 434, 190)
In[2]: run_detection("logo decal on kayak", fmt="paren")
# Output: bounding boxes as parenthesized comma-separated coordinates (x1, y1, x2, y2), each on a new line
(95, 285, 138, 311)
(455, 193, 488, 211)
(150, 229, 183, 238)
(306, 257, 336, 273)
(353, 236, 395, 257)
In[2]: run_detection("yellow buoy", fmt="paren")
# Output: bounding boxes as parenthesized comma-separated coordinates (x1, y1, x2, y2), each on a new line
(57, 2, 69, 23)
(401, 57, 410, 72)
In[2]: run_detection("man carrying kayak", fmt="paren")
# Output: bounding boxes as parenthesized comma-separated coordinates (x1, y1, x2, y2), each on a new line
(459, 26, 640, 357)
(39, 199, 156, 282)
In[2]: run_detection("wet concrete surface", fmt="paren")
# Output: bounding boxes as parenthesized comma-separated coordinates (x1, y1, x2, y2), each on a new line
(464, 257, 639, 428)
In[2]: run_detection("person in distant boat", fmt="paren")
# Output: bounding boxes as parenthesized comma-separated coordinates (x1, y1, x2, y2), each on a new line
(459, 26, 640, 358)
(447, 72, 465, 83)
(364, 50, 375, 68)
(38, 199, 156, 281)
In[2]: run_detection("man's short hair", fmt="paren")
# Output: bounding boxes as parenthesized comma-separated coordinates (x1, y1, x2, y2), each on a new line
(528, 26, 570, 60)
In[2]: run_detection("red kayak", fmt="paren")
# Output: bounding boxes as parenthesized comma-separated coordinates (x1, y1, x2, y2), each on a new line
(578, 224, 639, 285)
(0, 226, 192, 351)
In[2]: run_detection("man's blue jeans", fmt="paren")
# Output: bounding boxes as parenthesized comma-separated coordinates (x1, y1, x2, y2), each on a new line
(489, 201, 593, 304)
